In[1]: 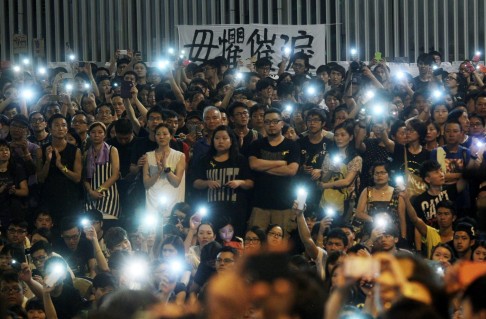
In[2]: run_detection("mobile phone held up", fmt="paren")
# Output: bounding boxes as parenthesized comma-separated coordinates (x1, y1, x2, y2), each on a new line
(120, 80, 133, 99)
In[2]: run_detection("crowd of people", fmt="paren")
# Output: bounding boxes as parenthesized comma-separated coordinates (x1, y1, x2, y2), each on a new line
(0, 47, 484, 318)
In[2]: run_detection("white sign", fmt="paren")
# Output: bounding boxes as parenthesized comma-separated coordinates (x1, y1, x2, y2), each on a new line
(178, 24, 327, 71)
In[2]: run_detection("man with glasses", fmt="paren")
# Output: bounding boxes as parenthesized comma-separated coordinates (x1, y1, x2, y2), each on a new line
(0, 272, 26, 308)
(71, 111, 91, 153)
(202, 59, 220, 95)
(53, 216, 96, 278)
(255, 57, 272, 78)
(9, 114, 39, 175)
(248, 108, 300, 237)
(29, 240, 53, 274)
(291, 52, 310, 77)
(298, 108, 333, 216)
(215, 247, 238, 274)
(28, 111, 51, 147)
(228, 102, 261, 157)
(6, 220, 29, 248)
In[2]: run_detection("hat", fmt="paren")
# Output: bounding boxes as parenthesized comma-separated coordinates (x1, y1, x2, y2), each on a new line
(454, 222, 476, 239)
(186, 111, 203, 121)
(10, 114, 29, 127)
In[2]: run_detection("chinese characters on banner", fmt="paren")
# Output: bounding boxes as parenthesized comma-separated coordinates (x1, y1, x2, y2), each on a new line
(178, 24, 327, 71)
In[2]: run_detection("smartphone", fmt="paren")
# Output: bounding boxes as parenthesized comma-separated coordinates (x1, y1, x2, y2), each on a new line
(120, 80, 133, 98)
(119, 49, 128, 55)
(344, 256, 380, 279)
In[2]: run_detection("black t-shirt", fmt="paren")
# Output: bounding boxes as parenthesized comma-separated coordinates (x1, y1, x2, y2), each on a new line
(194, 154, 253, 204)
(130, 137, 157, 165)
(412, 76, 431, 92)
(412, 184, 458, 227)
(107, 137, 136, 178)
(248, 137, 300, 210)
(51, 283, 84, 319)
(53, 237, 95, 277)
(392, 144, 430, 176)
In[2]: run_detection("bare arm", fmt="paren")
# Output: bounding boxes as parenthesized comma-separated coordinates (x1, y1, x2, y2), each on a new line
(400, 192, 427, 237)
(143, 159, 160, 189)
(124, 98, 141, 135)
(355, 188, 372, 221)
(165, 154, 186, 188)
(295, 204, 319, 259)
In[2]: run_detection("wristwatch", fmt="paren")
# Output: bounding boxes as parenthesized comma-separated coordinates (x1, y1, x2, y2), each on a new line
(164, 167, 171, 174)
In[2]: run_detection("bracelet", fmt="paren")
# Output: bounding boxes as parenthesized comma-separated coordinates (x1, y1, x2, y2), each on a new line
(62, 166, 68, 173)
(97, 186, 107, 192)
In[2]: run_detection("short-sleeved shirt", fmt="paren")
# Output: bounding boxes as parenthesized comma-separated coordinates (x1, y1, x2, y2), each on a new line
(423, 225, 442, 258)
(392, 144, 430, 176)
(54, 237, 95, 277)
(249, 137, 300, 210)
(412, 185, 458, 227)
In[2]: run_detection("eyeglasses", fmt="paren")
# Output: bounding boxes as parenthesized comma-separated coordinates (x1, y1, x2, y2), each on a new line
(0, 287, 21, 294)
(306, 119, 322, 123)
(32, 255, 48, 264)
(30, 118, 45, 124)
(293, 63, 305, 68)
(234, 111, 249, 117)
(245, 237, 261, 243)
(446, 76, 457, 81)
(263, 119, 282, 126)
(267, 231, 283, 238)
(7, 228, 26, 234)
(148, 116, 163, 122)
(470, 122, 484, 127)
(216, 258, 235, 264)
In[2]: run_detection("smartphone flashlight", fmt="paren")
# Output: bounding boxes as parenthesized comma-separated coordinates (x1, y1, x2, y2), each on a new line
(332, 154, 342, 165)
(372, 105, 385, 116)
(236, 72, 243, 80)
(284, 46, 291, 55)
(66, 84, 73, 92)
(69, 54, 76, 61)
(38, 67, 47, 75)
(180, 50, 186, 55)
(13, 65, 21, 73)
(306, 86, 316, 96)
(476, 51, 481, 56)
(84, 83, 90, 90)
(395, 175, 405, 187)
(22, 89, 34, 100)
(158, 60, 169, 69)
(325, 208, 336, 217)
(22, 58, 30, 65)
(81, 218, 90, 227)
(476, 141, 484, 148)
(198, 206, 208, 217)
(350, 48, 357, 55)
(285, 104, 293, 113)
(433, 90, 442, 98)
(375, 216, 388, 229)
(365, 90, 375, 99)
(168, 47, 175, 55)
(296, 187, 308, 210)
(396, 71, 404, 79)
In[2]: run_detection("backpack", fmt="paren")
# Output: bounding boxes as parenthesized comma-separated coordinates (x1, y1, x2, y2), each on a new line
(319, 154, 359, 213)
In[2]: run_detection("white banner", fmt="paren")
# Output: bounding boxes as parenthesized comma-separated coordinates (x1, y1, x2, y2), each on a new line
(178, 24, 327, 72)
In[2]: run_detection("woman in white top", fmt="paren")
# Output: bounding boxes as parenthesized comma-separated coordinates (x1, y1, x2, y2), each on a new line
(143, 123, 185, 217)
